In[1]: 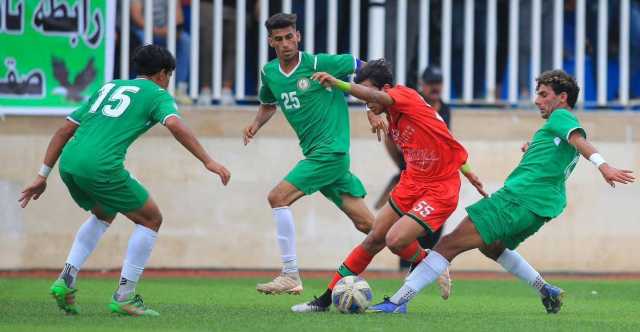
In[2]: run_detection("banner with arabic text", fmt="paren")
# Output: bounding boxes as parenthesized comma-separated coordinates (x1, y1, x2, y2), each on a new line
(0, 0, 115, 115)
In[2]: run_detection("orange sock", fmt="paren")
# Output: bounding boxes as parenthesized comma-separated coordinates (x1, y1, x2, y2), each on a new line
(327, 244, 374, 290)
(397, 240, 426, 264)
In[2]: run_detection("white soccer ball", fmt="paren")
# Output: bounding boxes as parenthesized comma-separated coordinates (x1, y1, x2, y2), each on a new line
(331, 275, 373, 314)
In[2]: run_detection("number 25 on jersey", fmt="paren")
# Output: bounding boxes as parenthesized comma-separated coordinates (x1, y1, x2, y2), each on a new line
(281, 91, 300, 110)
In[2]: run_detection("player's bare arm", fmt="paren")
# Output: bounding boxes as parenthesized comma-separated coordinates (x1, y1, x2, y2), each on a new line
(312, 72, 389, 140)
(243, 103, 277, 145)
(19, 119, 79, 208)
(165, 116, 231, 186)
(311, 72, 393, 106)
(460, 162, 488, 197)
(568, 130, 635, 187)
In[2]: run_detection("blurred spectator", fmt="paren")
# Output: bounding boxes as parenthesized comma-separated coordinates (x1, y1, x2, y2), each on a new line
(131, 0, 192, 105)
(420, 66, 451, 128)
(197, 1, 237, 106)
(113, 2, 143, 79)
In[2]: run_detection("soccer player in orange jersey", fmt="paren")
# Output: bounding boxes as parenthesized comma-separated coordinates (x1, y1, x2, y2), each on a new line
(291, 59, 487, 312)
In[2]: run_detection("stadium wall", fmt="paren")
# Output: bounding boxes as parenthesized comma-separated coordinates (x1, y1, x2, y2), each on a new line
(1, 109, 639, 272)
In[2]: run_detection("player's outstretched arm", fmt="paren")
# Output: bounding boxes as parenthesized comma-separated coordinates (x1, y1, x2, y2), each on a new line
(19, 119, 78, 208)
(165, 116, 231, 186)
(243, 104, 277, 145)
(568, 131, 635, 187)
(460, 162, 488, 197)
(311, 72, 394, 106)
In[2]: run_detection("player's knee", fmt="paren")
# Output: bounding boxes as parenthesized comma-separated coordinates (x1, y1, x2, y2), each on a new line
(353, 218, 372, 234)
(143, 213, 163, 232)
(479, 243, 504, 261)
(362, 233, 385, 253)
(385, 232, 407, 255)
(267, 190, 287, 208)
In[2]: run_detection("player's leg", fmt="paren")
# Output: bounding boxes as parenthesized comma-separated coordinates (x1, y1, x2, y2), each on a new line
(51, 171, 116, 315)
(108, 196, 163, 317)
(258, 154, 352, 295)
(256, 180, 306, 294)
(339, 194, 374, 234)
(481, 242, 550, 295)
(480, 243, 564, 313)
(80, 173, 161, 316)
(371, 216, 484, 313)
(291, 203, 400, 312)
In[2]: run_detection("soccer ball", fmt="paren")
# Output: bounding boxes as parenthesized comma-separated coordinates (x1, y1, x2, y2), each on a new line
(331, 276, 373, 314)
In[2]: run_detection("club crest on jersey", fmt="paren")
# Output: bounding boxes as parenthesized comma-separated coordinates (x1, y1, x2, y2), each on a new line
(554, 137, 561, 146)
(297, 78, 311, 91)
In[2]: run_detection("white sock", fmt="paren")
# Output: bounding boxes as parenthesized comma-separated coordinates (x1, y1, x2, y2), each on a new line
(390, 250, 449, 304)
(118, 225, 157, 300)
(497, 249, 546, 295)
(63, 214, 110, 287)
(273, 207, 298, 274)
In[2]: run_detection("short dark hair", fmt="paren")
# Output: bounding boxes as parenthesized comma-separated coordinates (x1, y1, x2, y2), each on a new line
(132, 44, 176, 76)
(536, 69, 580, 108)
(265, 13, 297, 34)
(354, 59, 394, 89)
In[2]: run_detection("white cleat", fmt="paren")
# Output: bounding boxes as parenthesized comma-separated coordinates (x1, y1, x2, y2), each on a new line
(291, 297, 330, 313)
(437, 266, 452, 300)
(256, 272, 303, 295)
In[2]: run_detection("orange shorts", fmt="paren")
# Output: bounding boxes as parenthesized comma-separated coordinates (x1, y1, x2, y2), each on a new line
(389, 172, 461, 233)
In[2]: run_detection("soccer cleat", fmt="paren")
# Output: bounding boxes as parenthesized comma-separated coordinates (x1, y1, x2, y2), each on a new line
(256, 272, 303, 295)
(109, 294, 160, 317)
(541, 284, 565, 314)
(291, 296, 331, 313)
(437, 267, 452, 300)
(367, 297, 407, 314)
(50, 278, 80, 315)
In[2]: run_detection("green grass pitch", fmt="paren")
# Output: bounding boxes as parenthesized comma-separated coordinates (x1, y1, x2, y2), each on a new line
(1, 277, 639, 332)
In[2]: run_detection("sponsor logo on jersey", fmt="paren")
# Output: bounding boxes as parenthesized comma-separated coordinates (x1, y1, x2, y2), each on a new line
(554, 137, 561, 146)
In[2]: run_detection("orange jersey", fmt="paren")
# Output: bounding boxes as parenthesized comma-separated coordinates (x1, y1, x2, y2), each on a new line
(384, 85, 468, 181)
(384, 85, 468, 232)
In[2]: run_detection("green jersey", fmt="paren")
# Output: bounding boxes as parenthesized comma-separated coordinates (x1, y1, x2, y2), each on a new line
(259, 52, 357, 156)
(60, 79, 179, 180)
(503, 108, 586, 218)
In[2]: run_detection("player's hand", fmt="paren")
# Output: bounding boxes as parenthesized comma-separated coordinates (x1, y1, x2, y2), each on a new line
(367, 110, 388, 142)
(18, 176, 47, 208)
(521, 141, 530, 153)
(463, 171, 488, 197)
(598, 164, 635, 188)
(243, 122, 260, 146)
(311, 72, 337, 88)
(205, 160, 231, 186)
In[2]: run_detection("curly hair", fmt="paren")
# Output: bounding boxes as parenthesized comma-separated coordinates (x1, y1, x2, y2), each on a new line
(535, 70, 580, 108)
(354, 59, 394, 89)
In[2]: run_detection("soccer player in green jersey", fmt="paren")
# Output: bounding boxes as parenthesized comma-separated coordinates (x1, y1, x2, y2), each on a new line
(19, 45, 231, 316)
(243, 13, 377, 295)
(370, 69, 635, 314)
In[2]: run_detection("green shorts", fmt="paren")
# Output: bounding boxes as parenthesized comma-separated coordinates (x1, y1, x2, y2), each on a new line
(466, 188, 548, 250)
(59, 169, 149, 216)
(285, 152, 366, 207)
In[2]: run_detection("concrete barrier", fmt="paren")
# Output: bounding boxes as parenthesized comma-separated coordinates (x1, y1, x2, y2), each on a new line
(1, 108, 638, 272)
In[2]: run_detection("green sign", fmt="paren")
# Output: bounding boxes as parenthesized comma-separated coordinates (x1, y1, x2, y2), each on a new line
(0, 0, 114, 115)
